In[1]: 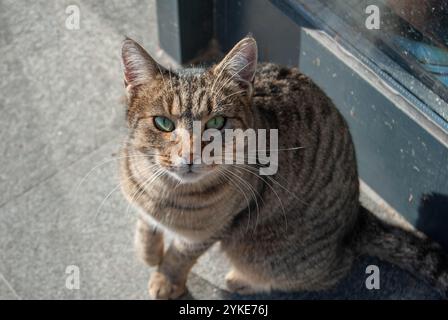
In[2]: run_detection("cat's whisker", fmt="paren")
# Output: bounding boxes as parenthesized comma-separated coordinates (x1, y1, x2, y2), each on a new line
(221, 166, 263, 233)
(218, 89, 247, 102)
(216, 167, 252, 233)
(220, 146, 305, 154)
(233, 161, 308, 206)
(255, 147, 305, 152)
(124, 171, 165, 224)
(214, 60, 252, 100)
(232, 164, 289, 233)
(217, 152, 273, 165)
(219, 167, 255, 233)
(227, 155, 292, 185)
(73, 154, 161, 197)
(94, 163, 160, 221)
(211, 58, 250, 100)
(210, 56, 239, 95)
(214, 103, 233, 109)
(229, 166, 307, 244)
(124, 167, 166, 219)
(94, 181, 123, 221)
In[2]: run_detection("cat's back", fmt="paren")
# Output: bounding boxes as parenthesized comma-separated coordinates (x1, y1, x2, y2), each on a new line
(253, 63, 335, 119)
(253, 62, 350, 153)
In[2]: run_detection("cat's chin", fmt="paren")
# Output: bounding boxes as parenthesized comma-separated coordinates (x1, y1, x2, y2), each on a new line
(166, 169, 211, 184)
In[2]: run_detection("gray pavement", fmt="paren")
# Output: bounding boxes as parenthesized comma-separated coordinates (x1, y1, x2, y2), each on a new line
(0, 0, 443, 299)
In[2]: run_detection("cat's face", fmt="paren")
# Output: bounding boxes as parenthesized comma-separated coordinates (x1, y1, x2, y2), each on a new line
(122, 37, 258, 183)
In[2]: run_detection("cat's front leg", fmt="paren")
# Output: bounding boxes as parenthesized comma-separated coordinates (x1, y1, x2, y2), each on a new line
(148, 239, 212, 299)
(134, 218, 164, 266)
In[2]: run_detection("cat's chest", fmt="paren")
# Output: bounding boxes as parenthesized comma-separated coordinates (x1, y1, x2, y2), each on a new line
(139, 185, 242, 241)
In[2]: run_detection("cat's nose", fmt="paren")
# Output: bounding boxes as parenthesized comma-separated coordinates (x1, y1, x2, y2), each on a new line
(178, 154, 201, 166)
(186, 153, 201, 165)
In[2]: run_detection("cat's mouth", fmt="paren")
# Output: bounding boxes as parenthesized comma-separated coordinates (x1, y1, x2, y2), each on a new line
(166, 164, 214, 183)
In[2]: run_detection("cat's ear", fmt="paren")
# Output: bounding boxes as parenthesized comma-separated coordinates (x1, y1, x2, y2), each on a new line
(121, 38, 164, 89)
(213, 36, 258, 85)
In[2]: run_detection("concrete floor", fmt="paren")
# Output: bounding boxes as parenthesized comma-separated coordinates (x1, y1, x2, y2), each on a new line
(0, 0, 442, 299)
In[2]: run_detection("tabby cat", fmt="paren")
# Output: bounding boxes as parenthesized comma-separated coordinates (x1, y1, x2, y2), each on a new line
(120, 36, 448, 299)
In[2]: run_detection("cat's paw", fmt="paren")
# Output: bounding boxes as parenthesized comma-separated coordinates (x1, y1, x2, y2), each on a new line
(225, 270, 258, 295)
(148, 271, 186, 300)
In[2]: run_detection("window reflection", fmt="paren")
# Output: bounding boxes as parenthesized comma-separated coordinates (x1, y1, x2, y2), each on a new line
(313, 0, 448, 107)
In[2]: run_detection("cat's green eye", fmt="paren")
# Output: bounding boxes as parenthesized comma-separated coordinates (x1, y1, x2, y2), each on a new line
(205, 116, 226, 130)
(154, 116, 175, 132)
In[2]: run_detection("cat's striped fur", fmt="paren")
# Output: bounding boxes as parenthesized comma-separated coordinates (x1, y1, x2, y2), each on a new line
(120, 37, 448, 299)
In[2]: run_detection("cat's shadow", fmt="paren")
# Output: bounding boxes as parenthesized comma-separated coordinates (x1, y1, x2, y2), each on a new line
(180, 256, 443, 300)
(181, 253, 443, 300)
(416, 192, 448, 252)
(181, 193, 448, 300)
(178, 194, 448, 300)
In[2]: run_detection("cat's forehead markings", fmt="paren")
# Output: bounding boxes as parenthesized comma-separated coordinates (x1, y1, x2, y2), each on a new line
(168, 94, 182, 116)
(180, 109, 194, 129)
(168, 85, 192, 117)
(170, 68, 209, 118)
(191, 87, 208, 115)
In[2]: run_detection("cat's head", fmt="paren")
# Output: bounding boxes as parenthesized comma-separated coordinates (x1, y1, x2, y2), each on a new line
(122, 36, 258, 184)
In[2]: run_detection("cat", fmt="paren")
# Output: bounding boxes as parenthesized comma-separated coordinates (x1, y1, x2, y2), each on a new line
(120, 36, 448, 299)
